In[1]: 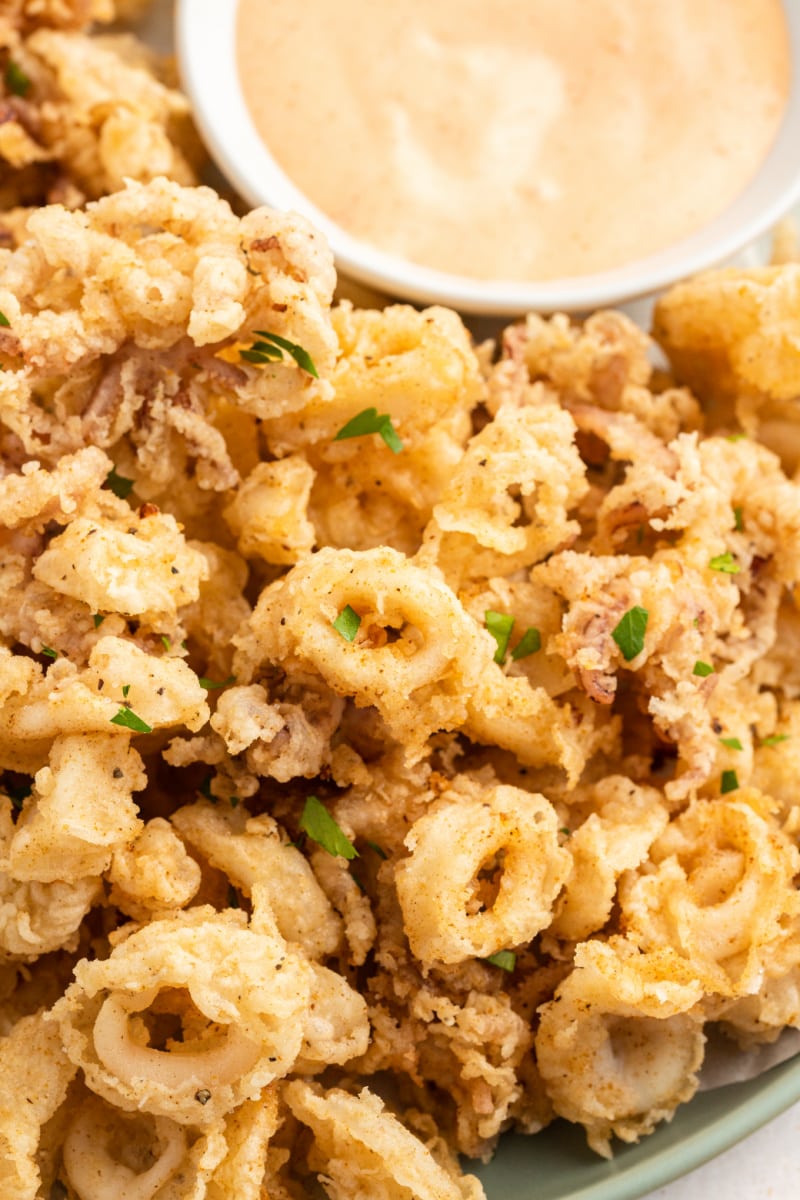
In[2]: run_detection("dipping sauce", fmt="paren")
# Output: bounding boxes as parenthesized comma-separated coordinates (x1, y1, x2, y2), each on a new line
(237, 0, 790, 282)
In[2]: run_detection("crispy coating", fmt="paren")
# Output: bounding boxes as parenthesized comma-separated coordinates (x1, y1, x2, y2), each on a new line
(3, 160, 800, 1190)
(535, 938, 705, 1156)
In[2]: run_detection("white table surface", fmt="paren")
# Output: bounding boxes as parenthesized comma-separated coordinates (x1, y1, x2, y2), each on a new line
(149, 4, 800, 1195)
(650, 1102, 800, 1198)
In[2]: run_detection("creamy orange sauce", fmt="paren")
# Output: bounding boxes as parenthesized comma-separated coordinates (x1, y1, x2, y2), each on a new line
(237, 0, 790, 282)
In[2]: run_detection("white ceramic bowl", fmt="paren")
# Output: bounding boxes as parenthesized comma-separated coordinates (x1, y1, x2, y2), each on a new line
(177, 0, 800, 314)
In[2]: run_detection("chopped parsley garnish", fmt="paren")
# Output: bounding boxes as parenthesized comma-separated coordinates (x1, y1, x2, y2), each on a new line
(611, 606, 648, 662)
(559, 827, 572, 838)
(160, 635, 171, 651)
(92, 613, 105, 628)
(693, 660, 714, 677)
(240, 330, 318, 377)
(121, 684, 131, 699)
(719, 737, 743, 751)
(720, 769, 739, 794)
(110, 707, 152, 733)
(727, 432, 747, 442)
(199, 675, 236, 690)
(733, 506, 744, 532)
(299, 795, 358, 860)
(199, 774, 216, 801)
(485, 610, 515, 664)
(709, 551, 740, 575)
(484, 950, 516, 972)
(40, 645, 57, 659)
(760, 734, 790, 747)
(0, 311, 9, 328)
(366, 840, 388, 860)
(104, 465, 134, 500)
(334, 407, 403, 453)
(333, 605, 361, 642)
(511, 626, 541, 660)
(5, 61, 30, 97)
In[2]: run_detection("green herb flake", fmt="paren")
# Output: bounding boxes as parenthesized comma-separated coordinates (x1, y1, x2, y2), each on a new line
(92, 613, 105, 628)
(334, 407, 403, 453)
(693, 660, 714, 677)
(366, 840, 388, 860)
(719, 737, 743, 751)
(485, 610, 515, 665)
(240, 345, 282, 365)
(104, 465, 134, 500)
(733, 506, 744, 532)
(121, 684, 131, 700)
(484, 950, 516, 972)
(5, 61, 30, 97)
(333, 605, 361, 642)
(760, 734, 790, 747)
(611, 605, 649, 662)
(110, 707, 152, 734)
(709, 551, 740, 575)
(511, 626, 541, 660)
(720, 769, 739, 794)
(199, 775, 215, 801)
(227, 885, 240, 909)
(160, 635, 171, 651)
(559, 827, 572, 838)
(299, 795, 358, 860)
(230, 795, 240, 808)
(0, 311, 9, 328)
(40, 645, 57, 659)
(727, 432, 747, 443)
(252, 329, 319, 377)
(199, 674, 236, 690)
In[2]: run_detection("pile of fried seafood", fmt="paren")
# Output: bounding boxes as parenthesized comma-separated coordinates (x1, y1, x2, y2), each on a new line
(2, 5, 800, 1200)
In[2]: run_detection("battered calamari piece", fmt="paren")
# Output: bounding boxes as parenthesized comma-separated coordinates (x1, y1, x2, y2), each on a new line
(284, 1080, 487, 1200)
(0, 1010, 76, 1200)
(0, 793, 101, 960)
(620, 793, 800, 997)
(653, 265, 800, 435)
(419, 400, 587, 587)
(533, 546, 747, 799)
(0, 635, 209, 774)
(263, 303, 483, 556)
(535, 938, 706, 1156)
(0, 28, 200, 226)
(395, 780, 569, 965)
(50, 903, 367, 1126)
(7, 732, 144, 883)
(108, 816, 201, 921)
(0, 177, 337, 494)
(60, 1087, 281, 1200)
(233, 546, 490, 762)
(171, 799, 343, 960)
(550, 777, 669, 942)
(487, 309, 700, 442)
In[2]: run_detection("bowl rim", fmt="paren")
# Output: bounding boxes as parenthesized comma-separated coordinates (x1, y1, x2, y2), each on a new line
(177, 0, 800, 313)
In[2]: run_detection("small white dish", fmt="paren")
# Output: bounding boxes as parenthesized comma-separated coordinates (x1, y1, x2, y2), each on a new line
(177, 0, 800, 314)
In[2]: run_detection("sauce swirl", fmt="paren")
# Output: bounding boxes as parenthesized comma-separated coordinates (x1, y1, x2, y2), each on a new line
(237, 0, 790, 281)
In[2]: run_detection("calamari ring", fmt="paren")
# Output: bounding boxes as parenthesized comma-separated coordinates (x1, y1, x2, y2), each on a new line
(63, 1097, 187, 1200)
(395, 782, 570, 964)
(535, 939, 705, 1157)
(51, 907, 312, 1125)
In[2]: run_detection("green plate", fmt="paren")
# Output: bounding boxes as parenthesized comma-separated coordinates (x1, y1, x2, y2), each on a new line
(472, 1055, 800, 1199)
